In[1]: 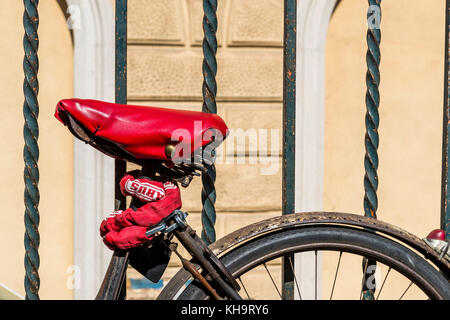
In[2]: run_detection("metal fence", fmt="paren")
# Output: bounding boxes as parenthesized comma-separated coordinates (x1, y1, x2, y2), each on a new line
(21, 0, 450, 300)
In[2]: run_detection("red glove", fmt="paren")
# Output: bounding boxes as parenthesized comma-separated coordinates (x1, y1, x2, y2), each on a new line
(114, 181, 181, 227)
(100, 209, 124, 236)
(103, 226, 151, 250)
(119, 174, 166, 203)
(100, 176, 182, 250)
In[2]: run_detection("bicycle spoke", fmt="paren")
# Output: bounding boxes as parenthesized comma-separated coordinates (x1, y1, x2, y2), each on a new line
(237, 277, 251, 300)
(288, 255, 302, 300)
(376, 267, 391, 300)
(263, 263, 282, 299)
(399, 281, 413, 300)
(315, 250, 318, 300)
(330, 251, 343, 300)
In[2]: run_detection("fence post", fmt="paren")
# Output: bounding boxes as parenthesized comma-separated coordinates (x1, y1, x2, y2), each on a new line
(281, 0, 297, 300)
(115, 1, 127, 211)
(23, 0, 40, 300)
(361, 0, 382, 300)
(363, 0, 381, 221)
(114, 0, 128, 300)
(201, 0, 218, 245)
(441, 0, 450, 239)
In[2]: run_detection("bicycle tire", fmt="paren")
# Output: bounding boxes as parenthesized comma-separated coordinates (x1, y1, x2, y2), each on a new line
(163, 226, 450, 300)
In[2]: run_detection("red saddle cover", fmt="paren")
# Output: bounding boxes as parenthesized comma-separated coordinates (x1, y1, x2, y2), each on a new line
(55, 99, 228, 161)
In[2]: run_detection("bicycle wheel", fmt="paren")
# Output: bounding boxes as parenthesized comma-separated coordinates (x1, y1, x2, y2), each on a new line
(164, 226, 450, 300)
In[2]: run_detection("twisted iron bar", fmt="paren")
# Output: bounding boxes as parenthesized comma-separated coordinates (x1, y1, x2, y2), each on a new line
(23, 0, 40, 300)
(364, 0, 381, 220)
(362, 0, 382, 301)
(201, 0, 218, 244)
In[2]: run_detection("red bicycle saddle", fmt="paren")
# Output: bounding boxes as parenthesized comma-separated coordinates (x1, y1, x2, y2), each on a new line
(55, 99, 228, 162)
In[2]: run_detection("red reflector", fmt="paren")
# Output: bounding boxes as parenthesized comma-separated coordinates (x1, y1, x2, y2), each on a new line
(426, 229, 446, 241)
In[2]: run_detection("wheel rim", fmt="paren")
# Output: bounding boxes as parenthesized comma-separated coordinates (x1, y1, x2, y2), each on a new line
(177, 228, 449, 300)
(229, 243, 444, 300)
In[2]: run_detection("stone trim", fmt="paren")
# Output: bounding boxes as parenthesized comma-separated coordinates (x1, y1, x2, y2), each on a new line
(294, 0, 338, 300)
(66, 0, 115, 300)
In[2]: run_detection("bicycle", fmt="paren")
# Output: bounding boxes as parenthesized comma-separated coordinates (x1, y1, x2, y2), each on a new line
(55, 98, 450, 300)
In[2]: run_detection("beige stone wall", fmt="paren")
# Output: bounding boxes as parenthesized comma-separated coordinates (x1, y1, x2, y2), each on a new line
(0, 1, 74, 299)
(125, 0, 284, 299)
(125, 0, 447, 300)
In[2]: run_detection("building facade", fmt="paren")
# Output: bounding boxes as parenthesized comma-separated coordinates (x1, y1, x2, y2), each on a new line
(0, 0, 446, 299)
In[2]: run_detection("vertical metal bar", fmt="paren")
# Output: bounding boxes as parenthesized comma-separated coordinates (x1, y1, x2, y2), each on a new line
(364, 0, 381, 220)
(281, 0, 296, 300)
(115, 0, 128, 212)
(115, 0, 128, 300)
(201, 0, 218, 245)
(362, 0, 382, 300)
(441, 0, 450, 239)
(23, 0, 40, 300)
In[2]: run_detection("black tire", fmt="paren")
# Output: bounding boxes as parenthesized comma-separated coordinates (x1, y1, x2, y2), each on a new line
(171, 226, 450, 300)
